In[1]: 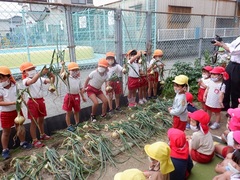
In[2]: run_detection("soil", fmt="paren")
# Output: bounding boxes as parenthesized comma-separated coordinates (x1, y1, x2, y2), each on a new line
(0, 102, 228, 180)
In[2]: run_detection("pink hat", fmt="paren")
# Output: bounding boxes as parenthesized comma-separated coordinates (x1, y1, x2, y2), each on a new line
(188, 110, 210, 134)
(228, 108, 240, 131)
(202, 66, 213, 72)
(210, 66, 229, 80)
(233, 131, 240, 144)
(185, 92, 193, 104)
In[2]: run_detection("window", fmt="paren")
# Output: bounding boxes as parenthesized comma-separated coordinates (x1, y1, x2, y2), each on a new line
(71, 0, 87, 4)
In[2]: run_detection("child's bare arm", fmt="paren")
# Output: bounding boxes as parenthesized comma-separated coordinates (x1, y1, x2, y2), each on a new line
(25, 68, 48, 86)
(219, 92, 224, 108)
(44, 73, 55, 84)
(80, 89, 86, 102)
(84, 77, 90, 90)
(60, 61, 65, 74)
(0, 96, 15, 106)
(203, 86, 209, 102)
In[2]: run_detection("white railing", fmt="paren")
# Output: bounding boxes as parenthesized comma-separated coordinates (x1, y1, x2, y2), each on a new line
(157, 28, 239, 41)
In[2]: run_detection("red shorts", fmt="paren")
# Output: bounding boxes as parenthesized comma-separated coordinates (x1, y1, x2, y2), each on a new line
(62, 94, 81, 112)
(198, 88, 205, 102)
(140, 76, 148, 87)
(128, 77, 140, 90)
(191, 149, 214, 163)
(148, 72, 159, 82)
(206, 105, 221, 113)
(27, 98, 47, 120)
(106, 81, 122, 95)
(0, 110, 17, 128)
(86, 85, 103, 97)
(221, 146, 233, 158)
(172, 116, 187, 131)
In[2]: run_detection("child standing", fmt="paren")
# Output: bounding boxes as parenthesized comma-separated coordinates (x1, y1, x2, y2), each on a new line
(203, 66, 229, 130)
(197, 66, 213, 111)
(188, 110, 215, 163)
(168, 75, 188, 131)
(84, 58, 109, 122)
(61, 62, 86, 132)
(0, 66, 32, 159)
(126, 50, 141, 107)
(105, 52, 123, 113)
(20, 62, 54, 148)
(147, 49, 164, 99)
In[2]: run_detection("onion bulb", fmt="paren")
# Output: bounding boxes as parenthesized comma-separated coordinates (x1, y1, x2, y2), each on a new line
(14, 112, 25, 125)
(131, 113, 136, 119)
(122, 68, 127, 74)
(83, 124, 89, 129)
(111, 131, 119, 139)
(105, 85, 113, 92)
(160, 80, 165, 85)
(138, 58, 142, 64)
(150, 69, 154, 75)
(48, 77, 56, 93)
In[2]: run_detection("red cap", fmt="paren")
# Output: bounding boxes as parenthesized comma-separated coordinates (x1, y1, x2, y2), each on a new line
(227, 108, 240, 131)
(202, 66, 213, 72)
(210, 66, 229, 80)
(185, 92, 193, 104)
(167, 128, 189, 160)
(233, 131, 240, 144)
(188, 110, 210, 134)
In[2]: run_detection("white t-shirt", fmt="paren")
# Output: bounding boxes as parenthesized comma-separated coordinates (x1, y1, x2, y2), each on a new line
(149, 58, 163, 72)
(128, 60, 139, 78)
(205, 81, 226, 108)
(0, 83, 17, 112)
(22, 77, 46, 98)
(227, 131, 234, 147)
(67, 76, 83, 94)
(88, 70, 107, 89)
(200, 78, 211, 89)
(107, 64, 123, 79)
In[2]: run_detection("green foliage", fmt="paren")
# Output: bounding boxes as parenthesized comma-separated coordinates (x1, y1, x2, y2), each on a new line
(162, 59, 202, 99)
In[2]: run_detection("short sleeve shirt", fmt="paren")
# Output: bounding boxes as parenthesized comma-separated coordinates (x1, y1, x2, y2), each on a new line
(0, 83, 17, 112)
(67, 76, 83, 94)
(22, 77, 46, 98)
(88, 70, 108, 89)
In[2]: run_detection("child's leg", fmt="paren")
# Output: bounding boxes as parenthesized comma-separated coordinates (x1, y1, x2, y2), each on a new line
(107, 92, 113, 111)
(153, 82, 158, 96)
(65, 111, 72, 126)
(139, 87, 143, 100)
(215, 112, 221, 123)
(38, 117, 45, 135)
(115, 94, 120, 108)
(73, 111, 80, 124)
(88, 94, 99, 115)
(148, 81, 153, 97)
(1, 128, 11, 150)
(97, 93, 108, 116)
(30, 120, 38, 141)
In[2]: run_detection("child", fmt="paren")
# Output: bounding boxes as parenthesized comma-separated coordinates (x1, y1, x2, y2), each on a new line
(126, 50, 141, 107)
(147, 49, 164, 99)
(105, 52, 123, 113)
(20, 62, 54, 148)
(61, 62, 86, 132)
(167, 128, 193, 180)
(197, 66, 213, 111)
(0, 66, 32, 159)
(143, 141, 175, 180)
(84, 58, 109, 122)
(185, 92, 198, 130)
(203, 66, 229, 130)
(215, 108, 240, 158)
(188, 109, 215, 163)
(168, 75, 188, 131)
(217, 47, 230, 68)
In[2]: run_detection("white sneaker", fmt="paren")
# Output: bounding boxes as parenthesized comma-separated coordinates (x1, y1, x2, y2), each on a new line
(143, 98, 148, 103)
(210, 122, 220, 130)
(139, 100, 144, 105)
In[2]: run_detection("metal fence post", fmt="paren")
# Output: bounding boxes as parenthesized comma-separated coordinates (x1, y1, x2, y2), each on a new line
(65, 5, 76, 62)
(115, 8, 123, 65)
(146, 11, 152, 62)
(198, 15, 205, 62)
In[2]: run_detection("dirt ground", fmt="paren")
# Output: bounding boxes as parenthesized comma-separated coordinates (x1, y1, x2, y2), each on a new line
(0, 103, 228, 180)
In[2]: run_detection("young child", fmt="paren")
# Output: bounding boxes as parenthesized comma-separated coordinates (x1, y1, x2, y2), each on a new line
(203, 66, 229, 130)
(185, 92, 198, 130)
(217, 47, 230, 68)
(114, 169, 146, 180)
(147, 49, 164, 99)
(215, 108, 240, 158)
(105, 52, 123, 113)
(197, 66, 213, 111)
(126, 50, 141, 107)
(61, 62, 86, 132)
(168, 75, 188, 131)
(138, 51, 148, 105)
(20, 62, 54, 148)
(0, 66, 32, 159)
(188, 109, 215, 163)
(143, 141, 175, 180)
(167, 128, 193, 180)
(84, 58, 109, 122)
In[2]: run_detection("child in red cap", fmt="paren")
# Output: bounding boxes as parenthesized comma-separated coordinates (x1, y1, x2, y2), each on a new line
(203, 66, 229, 130)
(185, 92, 198, 130)
(197, 66, 213, 111)
(188, 109, 215, 163)
(215, 108, 240, 158)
